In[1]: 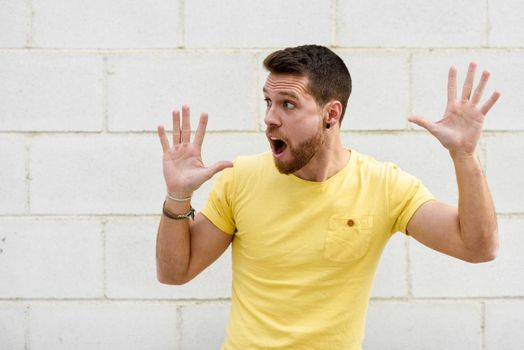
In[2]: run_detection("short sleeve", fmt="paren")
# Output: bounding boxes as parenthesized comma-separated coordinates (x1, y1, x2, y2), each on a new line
(200, 166, 236, 235)
(387, 163, 436, 235)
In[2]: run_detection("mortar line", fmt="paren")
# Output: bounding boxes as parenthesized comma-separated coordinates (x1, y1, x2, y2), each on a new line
(24, 304, 30, 350)
(176, 305, 183, 350)
(25, 138, 31, 213)
(331, 0, 337, 47)
(3, 129, 524, 137)
(102, 56, 109, 132)
(101, 218, 108, 299)
(406, 52, 414, 130)
(405, 237, 413, 298)
(178, 0, 185, 48)
(483, 0, 491, 47)
(255, 53, 261, 132)
(26, 0, 33, 48)
(480, 301, 487, 350)
(0, 297, 522, 303)
(1, 47, 523, 55)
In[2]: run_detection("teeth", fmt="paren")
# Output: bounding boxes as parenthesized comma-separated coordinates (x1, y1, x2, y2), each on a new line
(270, 137, 279, 140)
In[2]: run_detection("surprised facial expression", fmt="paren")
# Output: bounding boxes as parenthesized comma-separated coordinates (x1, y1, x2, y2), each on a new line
(263, 74, 326, 174)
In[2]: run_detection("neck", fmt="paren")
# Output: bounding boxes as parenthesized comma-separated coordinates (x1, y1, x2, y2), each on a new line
(293, 133, 350, 182)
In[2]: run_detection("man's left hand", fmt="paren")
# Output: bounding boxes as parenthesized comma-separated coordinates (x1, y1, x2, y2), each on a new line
(409, 62, 501, 158)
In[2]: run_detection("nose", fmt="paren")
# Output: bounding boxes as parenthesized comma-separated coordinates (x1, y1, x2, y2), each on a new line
(263, 105, 281, 128)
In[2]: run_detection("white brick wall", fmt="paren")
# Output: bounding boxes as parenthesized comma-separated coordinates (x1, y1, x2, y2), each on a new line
(180, 303, 230, 350)
(0, 0, 29, 48)
(337, 0, 484, 47)
(1, 0, 522, 349)
(29, 302, 178, 350)
(365, 302, 482, 350)
(32, 0, 180, 49)
(185, 0, 331, 48)
(0, 304, 27, 349)
(0, 53, 104, 132)
(0, 219, 103, 298)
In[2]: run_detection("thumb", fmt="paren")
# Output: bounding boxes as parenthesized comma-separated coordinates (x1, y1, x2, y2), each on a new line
(408, 115, 438, 135)
(204, 160, 234, 180)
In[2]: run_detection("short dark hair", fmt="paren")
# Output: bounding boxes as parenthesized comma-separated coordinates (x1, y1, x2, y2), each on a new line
(263, 45, 352, 124)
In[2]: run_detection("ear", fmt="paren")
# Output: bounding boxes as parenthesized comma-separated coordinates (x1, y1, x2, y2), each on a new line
(323, 100, 343, 126)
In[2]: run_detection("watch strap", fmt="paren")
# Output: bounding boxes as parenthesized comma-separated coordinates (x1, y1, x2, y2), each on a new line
(162, 201, 195, 220)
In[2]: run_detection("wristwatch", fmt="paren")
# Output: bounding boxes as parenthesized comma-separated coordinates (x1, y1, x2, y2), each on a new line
(162, 201, 195, 220)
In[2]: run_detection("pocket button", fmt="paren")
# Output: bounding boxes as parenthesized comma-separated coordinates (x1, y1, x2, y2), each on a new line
(346, 219, 355, 227)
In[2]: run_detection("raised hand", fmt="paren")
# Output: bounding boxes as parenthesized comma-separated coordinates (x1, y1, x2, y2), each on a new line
(157, 105, 233, 197)
(408, 62, 501, 157)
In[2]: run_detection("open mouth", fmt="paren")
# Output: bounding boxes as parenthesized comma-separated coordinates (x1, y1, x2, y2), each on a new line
(269, 137, 288, 156)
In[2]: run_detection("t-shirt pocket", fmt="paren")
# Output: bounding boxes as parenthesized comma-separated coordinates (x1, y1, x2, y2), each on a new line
(324, 215, 373, 263)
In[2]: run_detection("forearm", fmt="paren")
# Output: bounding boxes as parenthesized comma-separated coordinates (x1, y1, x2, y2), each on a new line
(451, 151, 498, 259)
(156, 198, 192, 284)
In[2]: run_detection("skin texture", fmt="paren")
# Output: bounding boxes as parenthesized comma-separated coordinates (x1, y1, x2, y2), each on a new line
(155, 63, 500, 285)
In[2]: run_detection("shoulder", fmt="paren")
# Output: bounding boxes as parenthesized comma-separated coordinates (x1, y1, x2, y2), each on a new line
(351, 149, 394, 179)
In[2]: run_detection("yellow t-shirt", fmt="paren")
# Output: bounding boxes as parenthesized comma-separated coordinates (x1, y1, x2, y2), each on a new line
(201, 149, 435, 350)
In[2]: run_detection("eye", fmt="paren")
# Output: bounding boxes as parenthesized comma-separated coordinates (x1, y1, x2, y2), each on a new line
(283, 101, 295, 110)
(264, 98, 271, 108)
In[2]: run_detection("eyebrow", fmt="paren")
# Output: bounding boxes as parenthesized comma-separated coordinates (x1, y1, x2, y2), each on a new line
(262, 87, 299, 100)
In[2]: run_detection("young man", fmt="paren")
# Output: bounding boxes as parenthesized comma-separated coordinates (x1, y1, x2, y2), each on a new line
(156, 45, 500, 349)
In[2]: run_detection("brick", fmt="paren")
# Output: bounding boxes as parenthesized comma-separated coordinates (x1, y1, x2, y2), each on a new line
(488, 0, 524, 47)
(0, 0, 29, 48)
(185, 0, 331, 48)
(0, 304, 27, 350)
(105, 219, 232, 299)
(485, 302, 524, 350)
(486, 135, 524, 213)
(0, 53, 104, 131)
(412, 52, 524, 130)
(29, 302, 177, 350)
(342, 133, 459, 205)
(107, 53, 258, 132)
(0, 135, 27, 214)
(180, 303, 230, 350)
(410, 218, 524, 297)
(32, 0, 179, 48)
(30, 134, 162, 214)
(0, 219, 103, 298)
(337, 0, 483, 47)
(365, 302, 481, 350)
(338, 52, 410, 130)
(371, 233, 407, 297)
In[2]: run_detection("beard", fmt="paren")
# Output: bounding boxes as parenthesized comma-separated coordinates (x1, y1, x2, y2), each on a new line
(273, 126, 325, 174)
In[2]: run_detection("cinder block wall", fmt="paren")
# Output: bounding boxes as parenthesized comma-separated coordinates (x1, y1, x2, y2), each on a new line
(1, 1, 523, 349)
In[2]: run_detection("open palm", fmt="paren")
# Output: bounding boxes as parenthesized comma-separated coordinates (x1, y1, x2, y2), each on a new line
(157, 105, 233, 196)
(409, 63, 501, 157)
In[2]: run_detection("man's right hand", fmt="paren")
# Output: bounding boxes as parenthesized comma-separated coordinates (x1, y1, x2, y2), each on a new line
(157, 105, 233, 198)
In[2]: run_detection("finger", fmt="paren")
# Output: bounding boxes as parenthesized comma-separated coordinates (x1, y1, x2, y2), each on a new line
(204, 161, 234, 180)
(471, 70, 490, 105)
(193, 112, 208, 147)
(461, 62, 477, 101)
(181, 105, 191, 143)
(157, 125, 170, 152)
(480, 90, 501, 115)
(447, 65, 457, 102)
(408, 115, 439, 135)
(172, 110, 181, 145)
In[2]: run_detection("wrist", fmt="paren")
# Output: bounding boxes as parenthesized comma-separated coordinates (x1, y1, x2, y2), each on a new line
(166, 190, 193, 201)
(449, 149, 478, 161)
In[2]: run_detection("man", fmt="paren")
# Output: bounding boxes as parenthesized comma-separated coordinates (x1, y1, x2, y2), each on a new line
(156, 45, 500, 349)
